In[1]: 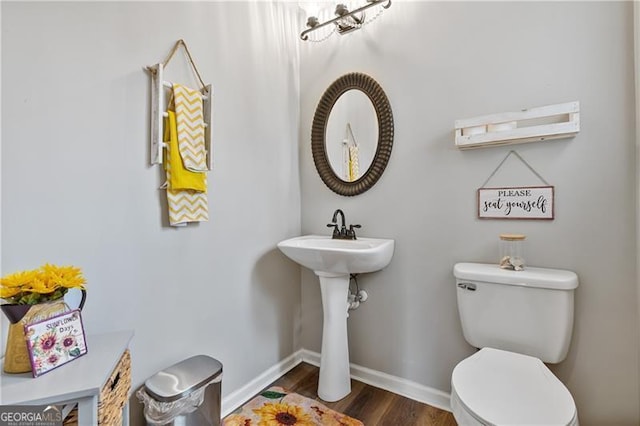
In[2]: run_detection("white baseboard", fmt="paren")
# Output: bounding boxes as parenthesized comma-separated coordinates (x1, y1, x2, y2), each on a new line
(221, 350, 304, 417)
(299, 349, 452, 412)
(222, 348, 452, 418)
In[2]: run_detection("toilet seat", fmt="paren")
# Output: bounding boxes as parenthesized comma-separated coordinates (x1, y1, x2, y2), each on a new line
(451, 348, 577, 426)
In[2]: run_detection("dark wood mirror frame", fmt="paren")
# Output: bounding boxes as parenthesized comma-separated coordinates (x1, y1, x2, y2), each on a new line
(311, 73, 394, 196)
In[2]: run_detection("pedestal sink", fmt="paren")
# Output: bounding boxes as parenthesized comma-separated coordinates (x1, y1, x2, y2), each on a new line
(277, 235, 395, 402)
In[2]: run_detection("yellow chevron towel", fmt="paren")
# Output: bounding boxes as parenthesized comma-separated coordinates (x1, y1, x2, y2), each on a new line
(166, 188, 208, 226)
(164, 111, 206, 192)
(344, 123, 359, 182)
(348, 145, 359, 182)
(173, 84, 208, 172)
(164, 109, 208, 226)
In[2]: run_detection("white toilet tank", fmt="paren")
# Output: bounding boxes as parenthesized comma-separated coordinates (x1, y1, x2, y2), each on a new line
(454, 262, 578, 363)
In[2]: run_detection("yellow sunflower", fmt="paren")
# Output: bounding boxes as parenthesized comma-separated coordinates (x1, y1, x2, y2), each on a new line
(253, 402, 314, 426)
(223, 414, 252, 426)
(1, 264, 86, 304)
(0, 285, 21, 299)
(23, 277, 53, 294)
(1, 269, 39, 288)
(0, 270, 38, 299)
(40, 264, 86, 290)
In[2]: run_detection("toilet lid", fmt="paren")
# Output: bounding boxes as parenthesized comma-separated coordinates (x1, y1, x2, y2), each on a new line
(452, 348, 576, 425)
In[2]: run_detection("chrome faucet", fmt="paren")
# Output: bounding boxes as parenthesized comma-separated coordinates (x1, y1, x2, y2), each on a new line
(327, 209, 361, 240)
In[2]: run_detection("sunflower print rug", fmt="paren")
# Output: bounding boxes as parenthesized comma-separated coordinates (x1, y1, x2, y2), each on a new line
(223, 386, 364, 426)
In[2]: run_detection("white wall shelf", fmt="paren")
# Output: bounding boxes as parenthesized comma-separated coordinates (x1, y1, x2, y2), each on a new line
(454, 101, 580, 150)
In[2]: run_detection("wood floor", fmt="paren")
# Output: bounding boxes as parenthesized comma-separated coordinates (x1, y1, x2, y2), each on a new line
(267, 362, 458, 426)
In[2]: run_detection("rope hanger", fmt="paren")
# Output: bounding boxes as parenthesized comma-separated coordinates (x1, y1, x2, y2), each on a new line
(148, 39, 206, 90)
(146, 40, 212, 168)
(480, 150, 550, 188)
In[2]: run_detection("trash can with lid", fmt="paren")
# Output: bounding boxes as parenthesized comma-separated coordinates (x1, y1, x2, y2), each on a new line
(137, 355, 223, 426)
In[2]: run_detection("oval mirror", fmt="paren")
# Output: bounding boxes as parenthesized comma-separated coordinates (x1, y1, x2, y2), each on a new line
(311, 73, 394, 196)
(325, 90, 378, 181)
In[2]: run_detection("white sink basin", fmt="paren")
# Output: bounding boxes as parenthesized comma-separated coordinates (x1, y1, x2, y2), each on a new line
(277, 235, 395, 275)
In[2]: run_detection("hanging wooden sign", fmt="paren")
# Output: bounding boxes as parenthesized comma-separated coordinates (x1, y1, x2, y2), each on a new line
(478, 185, 554, 220)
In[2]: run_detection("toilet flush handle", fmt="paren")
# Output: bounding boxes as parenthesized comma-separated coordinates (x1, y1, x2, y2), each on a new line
(457, 282, 476, 291)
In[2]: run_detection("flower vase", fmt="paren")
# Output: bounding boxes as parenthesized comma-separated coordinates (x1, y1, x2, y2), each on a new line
(1, 291, 86, 374)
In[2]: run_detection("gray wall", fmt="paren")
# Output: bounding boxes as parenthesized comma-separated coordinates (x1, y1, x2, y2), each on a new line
(2, 2, 639, 425)
(299, 2, 639, 425)
(1, 1, 301, 422)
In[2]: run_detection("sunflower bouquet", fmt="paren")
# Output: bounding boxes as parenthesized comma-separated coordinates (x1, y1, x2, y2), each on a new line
(0, 264, 86, 305)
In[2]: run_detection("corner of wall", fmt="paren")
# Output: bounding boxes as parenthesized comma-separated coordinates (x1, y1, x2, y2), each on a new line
(634, 1, 640, 415)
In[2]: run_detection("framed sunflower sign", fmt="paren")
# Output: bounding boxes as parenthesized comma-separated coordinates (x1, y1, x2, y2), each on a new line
(24, 309, 88, 377)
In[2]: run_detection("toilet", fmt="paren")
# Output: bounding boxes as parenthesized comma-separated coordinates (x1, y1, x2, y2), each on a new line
(452, 262, 579, 426)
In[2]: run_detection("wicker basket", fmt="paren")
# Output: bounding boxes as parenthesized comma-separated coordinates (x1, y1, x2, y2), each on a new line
(63, 408, 78, 426)
(64, 349, 131, 425)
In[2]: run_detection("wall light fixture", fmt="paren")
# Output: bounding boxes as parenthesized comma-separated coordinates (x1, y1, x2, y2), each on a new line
(300, 0, 392, 42)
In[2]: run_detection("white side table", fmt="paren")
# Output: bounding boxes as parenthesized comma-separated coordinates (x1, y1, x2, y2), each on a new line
(1, 330, 134, 425)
